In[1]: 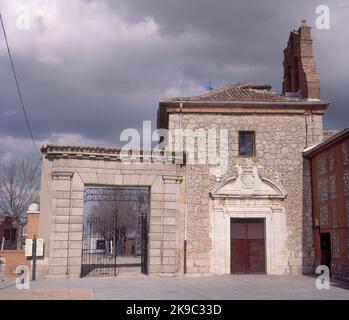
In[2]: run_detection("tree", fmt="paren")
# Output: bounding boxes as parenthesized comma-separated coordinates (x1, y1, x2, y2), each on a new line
(0, 156, 40, 248)
(87, 200, 138, 254)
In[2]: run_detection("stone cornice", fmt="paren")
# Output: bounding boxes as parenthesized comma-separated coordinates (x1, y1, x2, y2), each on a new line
(51, 171, 74, 179)
(162, 174, 183, 184)
(157, 100, 330, 129)
(211, 194, 286, 200)
(160, 99, 330, 108)
(42, 144, 185, 164)
(161, 101, 329, 115)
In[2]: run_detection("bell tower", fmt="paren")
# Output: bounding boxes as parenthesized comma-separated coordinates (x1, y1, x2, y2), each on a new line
(282, 20, 321, 100)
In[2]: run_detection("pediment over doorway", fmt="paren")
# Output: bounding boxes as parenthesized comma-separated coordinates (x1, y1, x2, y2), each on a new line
(210, 166, 287, 200)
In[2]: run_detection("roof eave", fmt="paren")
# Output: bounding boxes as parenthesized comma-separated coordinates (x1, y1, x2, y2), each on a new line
(303, 128, 349, 158)
(159, 100, 330, 108)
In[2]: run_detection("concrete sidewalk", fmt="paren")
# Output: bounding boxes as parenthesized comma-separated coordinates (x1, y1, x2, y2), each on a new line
(1, 275, 349, 300)
(0, 288, 94, 300)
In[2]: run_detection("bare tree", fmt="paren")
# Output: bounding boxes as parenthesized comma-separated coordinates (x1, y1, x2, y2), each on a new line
(87, 200, 138, 254)
(0, 156, 40, 248)
(90, 201, 137, 230)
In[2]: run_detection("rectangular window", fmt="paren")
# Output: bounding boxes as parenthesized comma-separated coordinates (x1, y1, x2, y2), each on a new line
(239, 131, 256, 157)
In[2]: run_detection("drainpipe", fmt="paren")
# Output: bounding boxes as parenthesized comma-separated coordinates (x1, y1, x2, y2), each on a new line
(184, 166, 188, 274)
(66, 174, 73, 278)
(179, 102, 188, 274)
(304, 112, 309, 148)
(308, 156, 321, 271)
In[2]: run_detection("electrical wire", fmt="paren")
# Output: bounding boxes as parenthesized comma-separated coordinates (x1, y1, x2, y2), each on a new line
(0, 12, 57, 256)
(0, 12, 40, 155)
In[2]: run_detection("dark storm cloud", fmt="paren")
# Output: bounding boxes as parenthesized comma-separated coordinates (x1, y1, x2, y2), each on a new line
(0, 0, 348, 157)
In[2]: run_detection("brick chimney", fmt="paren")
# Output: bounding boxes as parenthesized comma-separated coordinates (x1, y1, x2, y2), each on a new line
(282, 20, 321, 99)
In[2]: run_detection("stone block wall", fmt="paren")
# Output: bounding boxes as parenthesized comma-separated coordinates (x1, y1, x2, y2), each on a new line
(168, 112, 323, 275)
(39, 155, 184, 278)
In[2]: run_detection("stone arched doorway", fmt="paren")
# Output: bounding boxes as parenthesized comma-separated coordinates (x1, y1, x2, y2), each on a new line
(209, 166, 289, 275)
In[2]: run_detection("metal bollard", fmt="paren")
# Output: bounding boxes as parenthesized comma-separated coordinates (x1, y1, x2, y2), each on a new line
(32, 235, 37, 281)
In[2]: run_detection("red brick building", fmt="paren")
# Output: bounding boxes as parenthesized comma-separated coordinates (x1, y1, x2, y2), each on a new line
(0, 213, 18, 250)
(304, 129, 349, 281)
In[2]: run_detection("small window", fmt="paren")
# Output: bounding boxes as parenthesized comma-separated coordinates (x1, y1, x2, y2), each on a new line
(239, 131, 256, 157)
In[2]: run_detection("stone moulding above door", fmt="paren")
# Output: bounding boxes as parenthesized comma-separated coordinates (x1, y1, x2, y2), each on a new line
(51, 171, 74, 180)
(162, 174, 183, 184)
(209, 166, 287, 200)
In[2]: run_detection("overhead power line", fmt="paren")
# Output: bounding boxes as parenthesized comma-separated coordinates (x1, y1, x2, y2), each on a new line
(0, 12, 57, 232)
(0, 12, 40, 155)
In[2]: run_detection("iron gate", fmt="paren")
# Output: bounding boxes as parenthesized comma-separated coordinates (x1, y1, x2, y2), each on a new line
(81, 186, 149, 277)
(141, 212, 148, 274)
(81, 213, 118, 277)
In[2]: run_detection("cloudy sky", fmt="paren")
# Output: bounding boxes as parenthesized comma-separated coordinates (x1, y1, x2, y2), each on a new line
(0, 0, 348, 159)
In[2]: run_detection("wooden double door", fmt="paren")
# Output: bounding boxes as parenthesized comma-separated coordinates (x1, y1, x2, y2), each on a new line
(230, 218, 266, 274)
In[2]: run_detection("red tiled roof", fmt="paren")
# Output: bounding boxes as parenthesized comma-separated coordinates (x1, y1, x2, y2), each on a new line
(303, 128, 349, 157)
(164, 83, 305, 103)
(323, 129, 342, 141)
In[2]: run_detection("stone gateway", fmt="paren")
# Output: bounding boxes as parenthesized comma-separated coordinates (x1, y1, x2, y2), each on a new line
(38, 22, 330, 278)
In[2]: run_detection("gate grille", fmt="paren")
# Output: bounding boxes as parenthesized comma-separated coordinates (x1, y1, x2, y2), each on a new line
(81, 187, 149, 278)
(141, 212, 148, 274)
(81, 214, 118, 277)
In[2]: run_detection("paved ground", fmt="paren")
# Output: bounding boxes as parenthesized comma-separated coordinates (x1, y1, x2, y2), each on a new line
(0, 287, 93, 300)
(1, 274, 349, 300)
(82, 256, 142, 277)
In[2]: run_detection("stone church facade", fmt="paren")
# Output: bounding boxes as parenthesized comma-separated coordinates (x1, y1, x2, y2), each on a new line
(38, 22, 330, 278)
